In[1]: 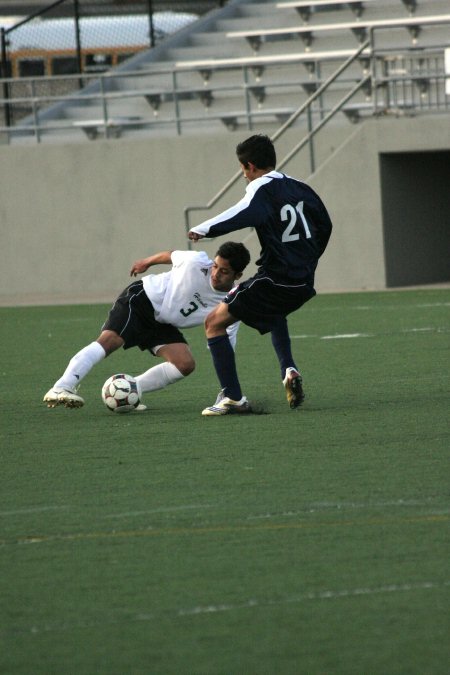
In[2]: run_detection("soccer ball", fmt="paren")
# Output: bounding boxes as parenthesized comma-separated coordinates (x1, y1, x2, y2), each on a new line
(101, 373, 140, 413)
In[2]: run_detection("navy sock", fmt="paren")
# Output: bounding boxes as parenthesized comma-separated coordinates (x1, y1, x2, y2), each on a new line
(271, 317, 298, 379)
(207, 335, 242, 401)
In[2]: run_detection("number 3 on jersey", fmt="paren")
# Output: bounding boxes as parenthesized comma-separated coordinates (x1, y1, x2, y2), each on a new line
(281, 201, 312, 242)
(180, 301, 198, 317)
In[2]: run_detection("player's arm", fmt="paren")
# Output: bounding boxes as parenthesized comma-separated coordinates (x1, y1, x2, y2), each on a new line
(188, 193, 259, 241)
(130, 250, 173, 276)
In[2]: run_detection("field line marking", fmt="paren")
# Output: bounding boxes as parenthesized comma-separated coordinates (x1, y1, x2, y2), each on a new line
(103, 504, 215, 518)
(1, 514, 447, 547)
(291, 328, 448, 340)
(0, 506, 70, 516)
(321, 333, 371, 339)
(245, 499, 449, 518)
(178, 580, 450, 617)
(5, 581, 448, 634)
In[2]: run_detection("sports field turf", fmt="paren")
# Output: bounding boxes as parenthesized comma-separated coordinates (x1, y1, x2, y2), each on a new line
(1, 288, 449, 674)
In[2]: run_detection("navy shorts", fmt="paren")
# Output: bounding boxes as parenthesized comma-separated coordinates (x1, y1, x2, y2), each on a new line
(225, 271, 316, 335)
(102, 280, 187, 352)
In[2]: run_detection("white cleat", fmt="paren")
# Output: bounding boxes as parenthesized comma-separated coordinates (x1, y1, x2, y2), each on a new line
(43, 386, 84, 409)
(134, 403, 148, 412)
(202, 395, 251, 416)
(213, 389, 226, 406)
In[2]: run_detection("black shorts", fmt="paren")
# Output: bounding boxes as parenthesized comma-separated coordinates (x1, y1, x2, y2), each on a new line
(102, 280, 187, 353)
(225, 271, 316, 335)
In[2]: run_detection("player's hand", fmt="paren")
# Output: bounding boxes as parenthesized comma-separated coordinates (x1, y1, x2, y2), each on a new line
(130, 259, 150, 276)
(188, 231, 204, 241)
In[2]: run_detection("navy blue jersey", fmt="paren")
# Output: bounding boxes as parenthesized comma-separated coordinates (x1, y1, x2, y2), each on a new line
(190, 171, 332, 282)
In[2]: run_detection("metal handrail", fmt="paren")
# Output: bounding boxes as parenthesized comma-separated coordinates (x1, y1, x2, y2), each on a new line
(182, 15, 450, 234)
(1, 20, 447, 150)
(0, 76, 371, 141)
(183, 39, 371, 234)
(1, 43, 446, 140)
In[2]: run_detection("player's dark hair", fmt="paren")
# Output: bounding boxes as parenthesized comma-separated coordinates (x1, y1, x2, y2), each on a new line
(216, 241, 250, 274)
(236, 134, 276, 170)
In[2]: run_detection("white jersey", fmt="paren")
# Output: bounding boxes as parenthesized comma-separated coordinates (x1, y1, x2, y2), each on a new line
(142, 250, 239, 346)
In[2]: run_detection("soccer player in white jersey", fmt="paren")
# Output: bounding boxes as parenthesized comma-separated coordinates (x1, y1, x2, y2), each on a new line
(43, 242, 250, 409)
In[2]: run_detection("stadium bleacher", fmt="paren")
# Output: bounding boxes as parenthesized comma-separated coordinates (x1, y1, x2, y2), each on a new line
(226, 14, 450, 52)
(276, 0, 417, 21)
(1, 0, 449, 143)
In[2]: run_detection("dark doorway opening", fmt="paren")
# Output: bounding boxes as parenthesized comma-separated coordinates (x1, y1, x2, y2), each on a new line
(380, 151, 450, 287)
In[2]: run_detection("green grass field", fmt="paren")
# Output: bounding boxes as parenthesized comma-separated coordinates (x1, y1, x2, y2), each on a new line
(1, 288, 449, 674)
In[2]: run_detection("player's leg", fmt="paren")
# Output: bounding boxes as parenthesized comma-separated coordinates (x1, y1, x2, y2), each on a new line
(135, 343, 194, 394)
(270, 317, 304, 409)
(43, 281, 140, 408)
(43, 330, 123, 408)
(225, 273, 312, 410)
(271, 316, 297, 377)
(201, 302, 250, 416)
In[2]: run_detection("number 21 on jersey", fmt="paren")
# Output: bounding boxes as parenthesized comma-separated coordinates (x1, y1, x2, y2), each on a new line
(281, 201, 312, 242)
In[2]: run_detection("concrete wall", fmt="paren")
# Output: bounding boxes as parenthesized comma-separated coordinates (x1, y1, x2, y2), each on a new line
(1, 114, 449, 306)
(303, 113, 450, 292)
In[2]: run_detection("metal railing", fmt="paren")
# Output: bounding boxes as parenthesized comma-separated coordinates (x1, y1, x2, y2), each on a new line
(0, 18, 448, 146)
(183, 22, 450, 233)
(183, 39, 372, 234)
(0, 0, 222, 126)
(1, 46, 448, 143)
(1, 0, 147, 126)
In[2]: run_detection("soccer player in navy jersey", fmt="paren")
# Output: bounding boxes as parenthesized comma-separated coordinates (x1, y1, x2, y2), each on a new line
(188, 134, 332, 415)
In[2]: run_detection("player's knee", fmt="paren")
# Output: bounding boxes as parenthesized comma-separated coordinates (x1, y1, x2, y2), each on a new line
(177, 357, 195, 377)
(97, 331, 123, 356)
(205, 303, 231, 338)
(205, 312, 222, 337)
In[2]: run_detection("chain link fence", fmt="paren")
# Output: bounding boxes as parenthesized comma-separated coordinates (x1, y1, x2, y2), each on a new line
(0, 0, 225, 125)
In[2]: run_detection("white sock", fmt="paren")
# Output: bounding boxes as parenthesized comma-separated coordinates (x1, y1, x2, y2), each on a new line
(55, 342, 106, 390)
(135, 362, 184, 393)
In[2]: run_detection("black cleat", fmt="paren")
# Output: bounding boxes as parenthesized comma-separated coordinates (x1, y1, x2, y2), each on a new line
(283, 369, 305, 409)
